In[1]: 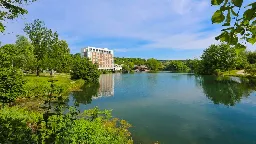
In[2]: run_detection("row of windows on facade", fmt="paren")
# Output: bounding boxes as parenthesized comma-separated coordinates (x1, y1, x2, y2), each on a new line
(88, 48, 112, 54)
(98, 65, 113, 68)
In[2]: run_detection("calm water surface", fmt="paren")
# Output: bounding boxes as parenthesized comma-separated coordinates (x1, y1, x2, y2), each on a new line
(68, 73, 256, 144)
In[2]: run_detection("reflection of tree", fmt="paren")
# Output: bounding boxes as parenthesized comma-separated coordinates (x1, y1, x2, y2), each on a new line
(72, 83, 100, 105)
(196, 76, 254, 106)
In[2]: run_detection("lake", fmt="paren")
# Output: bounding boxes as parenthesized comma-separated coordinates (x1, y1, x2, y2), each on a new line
(68, 73, 256, 144)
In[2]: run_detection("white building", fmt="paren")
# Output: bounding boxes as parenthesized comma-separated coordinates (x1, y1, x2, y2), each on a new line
(113, 64, 122, 71)
(81, 46, 114, 70)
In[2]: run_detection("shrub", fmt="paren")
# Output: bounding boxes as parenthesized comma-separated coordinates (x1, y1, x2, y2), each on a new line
(0, 106, 133, 144)
(0, 68, 25, 104)
(0, 106, 42, 143)
(213, 69, 223, 76)
(245, 64, 256, 76)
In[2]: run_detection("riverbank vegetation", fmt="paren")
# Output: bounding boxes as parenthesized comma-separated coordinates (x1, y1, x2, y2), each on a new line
(0, 18, 132, 144)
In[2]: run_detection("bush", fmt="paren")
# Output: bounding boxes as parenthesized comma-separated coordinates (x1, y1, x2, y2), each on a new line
(213, 69, 223, 76)
(0, 106, 133, 144)
(245, 64, 256, 76)
(0, 106, 42, 143)
(0, 68, 25, 104)
(71, 57, 100, 83)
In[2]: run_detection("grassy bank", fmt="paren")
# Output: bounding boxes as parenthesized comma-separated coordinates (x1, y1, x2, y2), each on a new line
(22, 73, 84, 98)
(12, 73, 85, 111)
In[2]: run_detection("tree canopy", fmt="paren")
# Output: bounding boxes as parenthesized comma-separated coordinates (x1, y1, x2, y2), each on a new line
(200, 44, 237, 74)
(146, 58, 162, 71)
(211, 0, 256, 48)
(0, 0, 37, 32)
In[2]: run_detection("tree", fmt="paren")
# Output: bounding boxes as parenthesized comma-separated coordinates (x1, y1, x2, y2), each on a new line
(200, 44, 237, 74)
(47, 40, 71, 74)
(122, 64, 131, 73)
(0, 68, 25, 105)
(236, 51, 248, 69)
(0, 44, 17, 68)
(70, 57, 100, 83)
(246, 51, 256, 64)
(15, 35, 35, 70)
(166, 61, 190, 72)
(146, 58, 161, 71)
(0, 0, 37, 32)
(211, 0, 256, 48)
(24, 19, 55, 76)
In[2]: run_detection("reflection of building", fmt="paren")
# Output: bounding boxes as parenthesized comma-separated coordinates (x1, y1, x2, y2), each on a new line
(81, 46, 114, 70)
(92, 74, 114, 99)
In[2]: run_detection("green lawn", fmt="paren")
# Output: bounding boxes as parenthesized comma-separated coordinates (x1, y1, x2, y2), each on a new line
(222, 70, 240, 76)
(23, 73, 84, 98)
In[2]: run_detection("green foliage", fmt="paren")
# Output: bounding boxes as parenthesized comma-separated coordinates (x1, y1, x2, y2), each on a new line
(200, 44, 237, 74)
(24, 19, 54, 76)
(165, 61, 190, 72)
(23, 74, 84, 98)
(15, 35, 36, 70)
(0, 68, 25, 104)
(245, 64, 256, 76)
(23, 20, 72, 75)
(246, 51, 256, 64)
(0, 106, 133, 144)
(146, 58, 162, 71)
(236, 51, 248, 69)
(0, 44, 16, 68)
(0, 106, 42, 143)
(114, 57, 146, 66)
(0, 0, 37, 32)
(185, 59, 203, 73)
(211, 0, 256, 47)
(71, 57, 100, 83)
(122, 64, 131, 73)
(213, 69, 223, 76)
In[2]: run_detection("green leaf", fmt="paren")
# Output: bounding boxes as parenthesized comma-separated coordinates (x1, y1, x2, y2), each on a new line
(223, 9, 231, 26)
(243, 8, 255, 21)
(211, 0, 224, 5)
(231, 9, 238, 16)
(212, 10, 225, 23)
(0, 23, 4, 32)
(235, 43, 246, 49)
(253, 20, 256, 26)
(248, 35, 256, 44)
(232, 0, 243, 7)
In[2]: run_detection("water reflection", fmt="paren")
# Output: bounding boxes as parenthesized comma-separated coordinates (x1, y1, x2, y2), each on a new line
(72, 74, 114, 105)
(196, 76, 256, 106)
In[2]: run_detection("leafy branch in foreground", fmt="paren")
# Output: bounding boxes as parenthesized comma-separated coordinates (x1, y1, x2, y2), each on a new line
(211, 0, 256, 48)
(0, 0, 37, 32)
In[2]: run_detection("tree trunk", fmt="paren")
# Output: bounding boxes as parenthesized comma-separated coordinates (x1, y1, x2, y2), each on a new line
(36, 66, 40, 76)
(50, 69, 53, 76)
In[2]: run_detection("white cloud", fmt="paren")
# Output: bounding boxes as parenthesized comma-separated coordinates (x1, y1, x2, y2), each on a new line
(0, 0, 225, 53)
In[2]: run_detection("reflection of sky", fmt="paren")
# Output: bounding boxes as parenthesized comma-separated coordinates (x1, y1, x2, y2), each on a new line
(71, 73, 256, 144)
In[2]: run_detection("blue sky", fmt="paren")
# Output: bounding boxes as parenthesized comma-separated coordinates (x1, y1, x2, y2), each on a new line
(0, 0, 254, 60)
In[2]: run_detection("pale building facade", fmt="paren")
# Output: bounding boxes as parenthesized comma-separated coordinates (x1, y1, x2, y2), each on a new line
(81, 46, 114, 70)
(113, 64, 122, 71)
